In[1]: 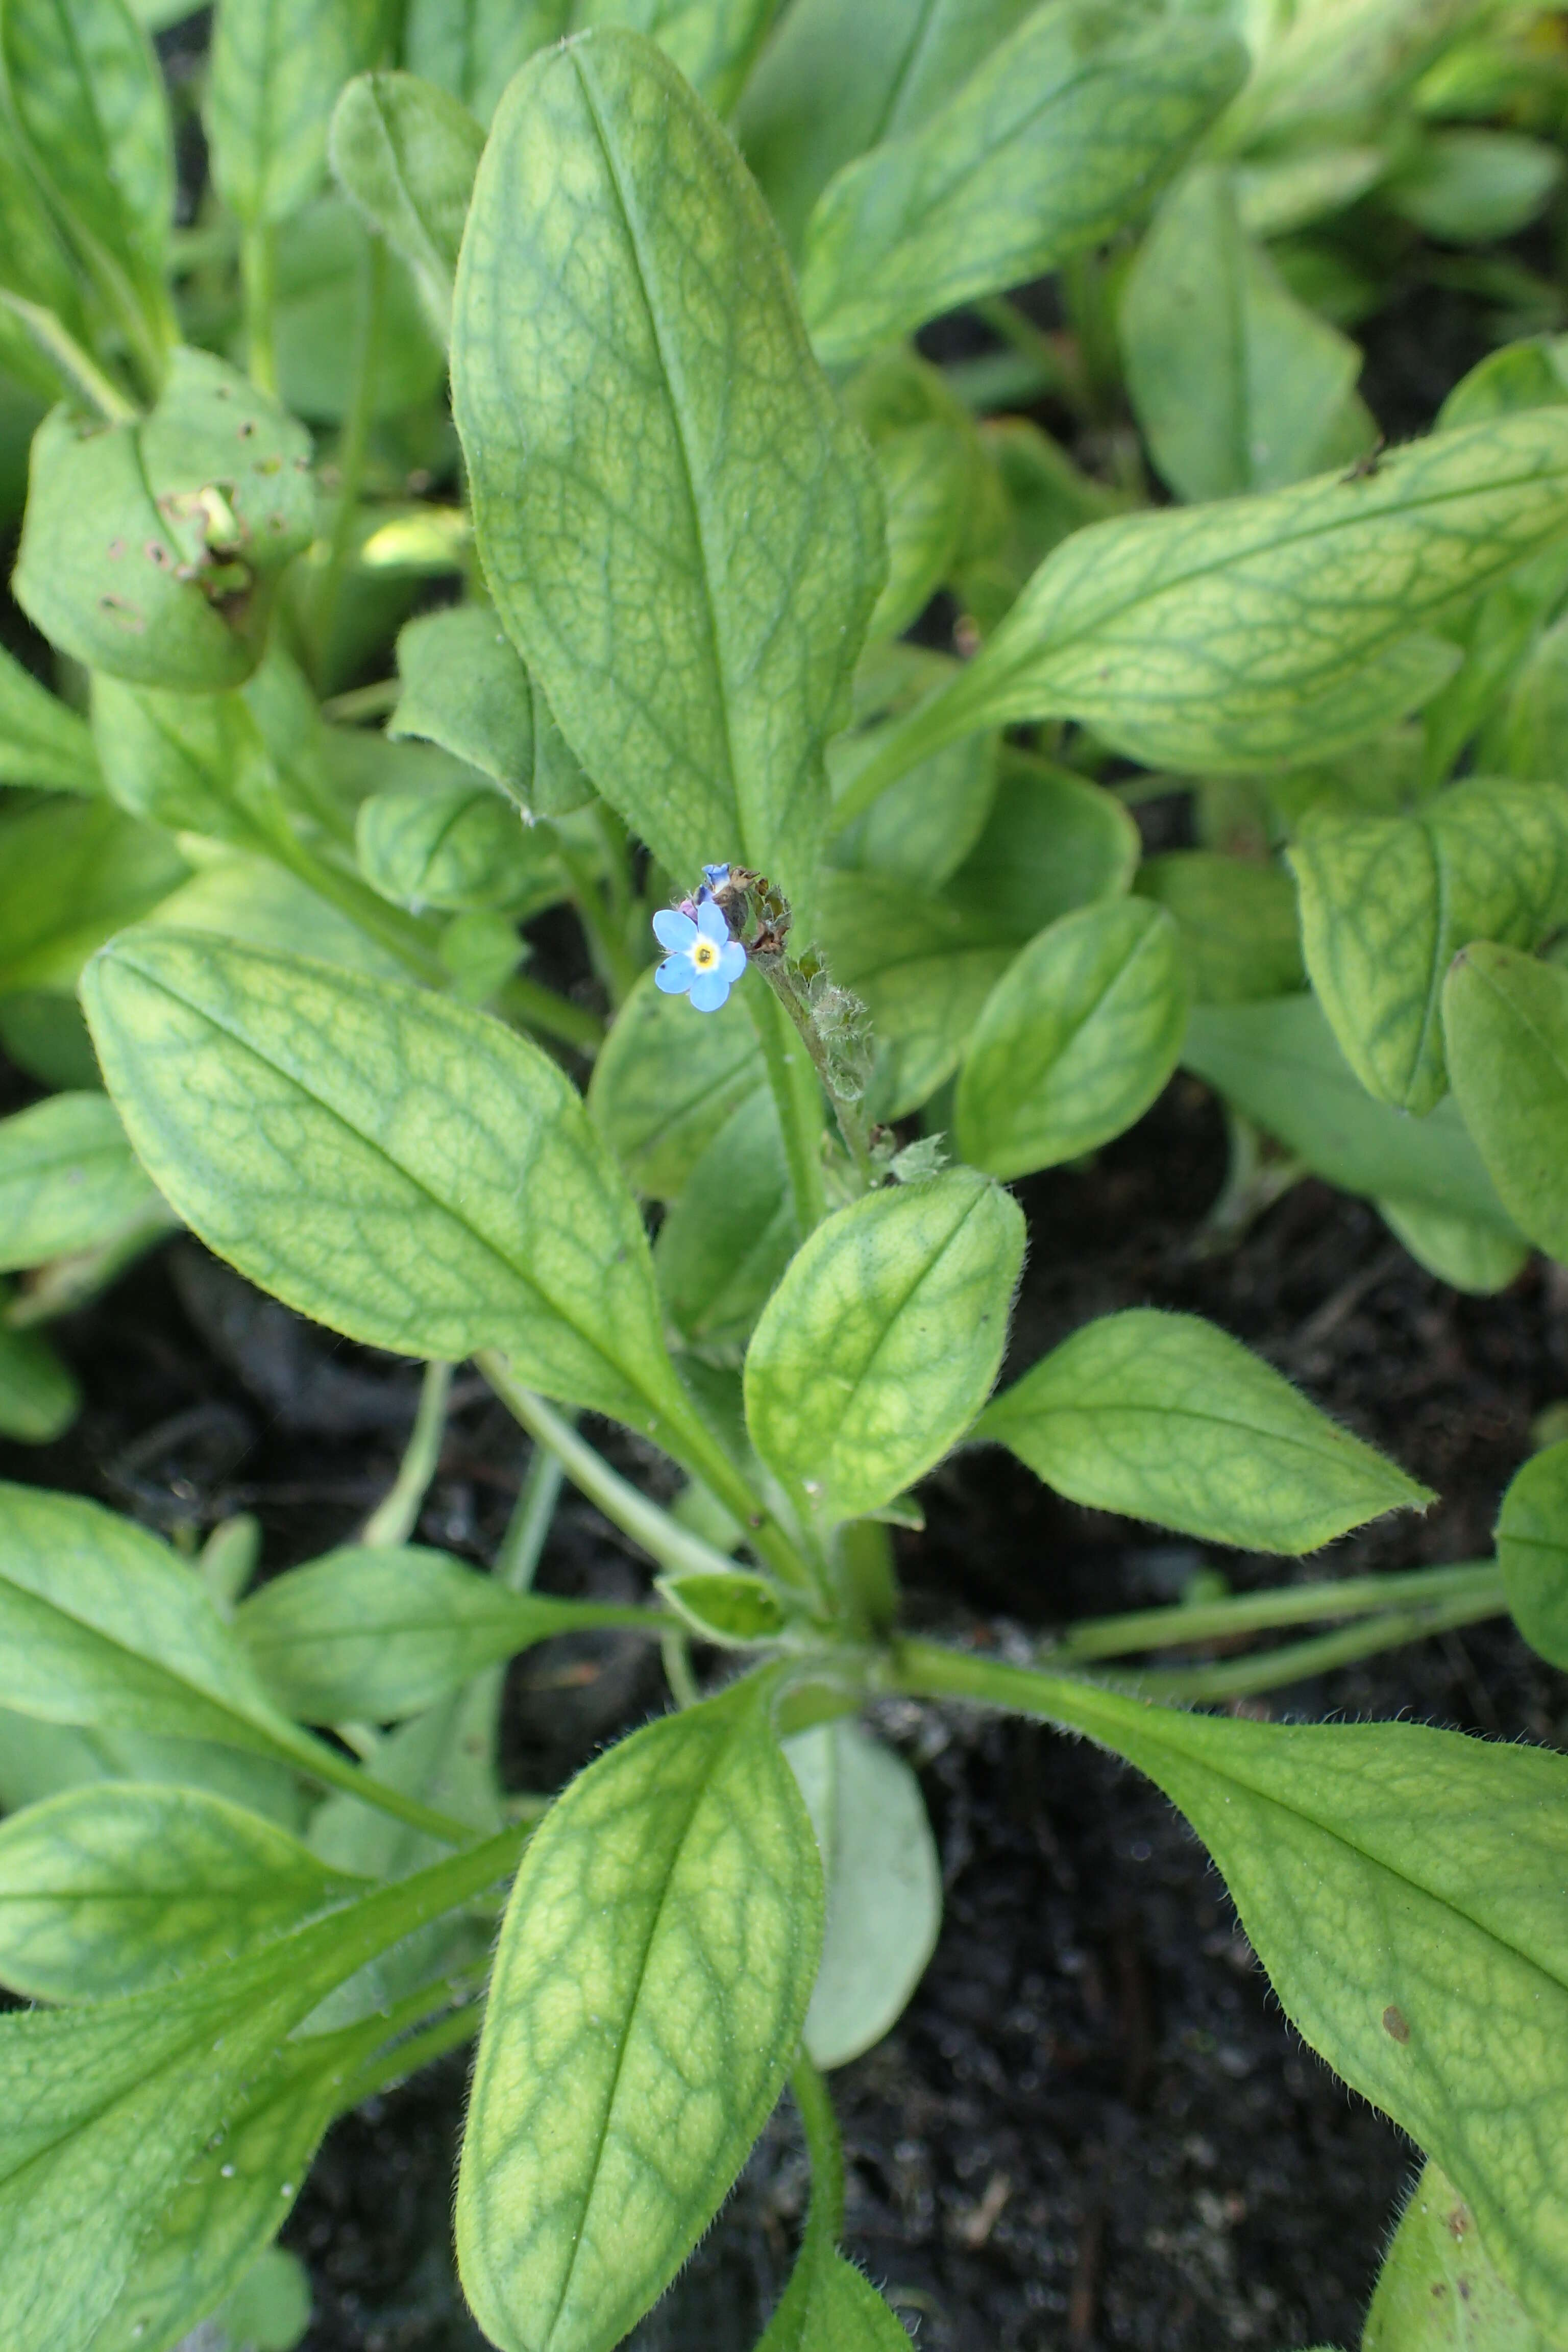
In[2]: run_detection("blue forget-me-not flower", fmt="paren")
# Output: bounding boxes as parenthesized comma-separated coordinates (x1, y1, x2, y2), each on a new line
(652, 897, 746, 1012)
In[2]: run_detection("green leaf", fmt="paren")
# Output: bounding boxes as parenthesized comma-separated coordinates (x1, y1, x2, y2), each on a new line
(388, 605, 593, 819)
(1015, 1681, 1568, 2348)
(799, 5, 1245, 367)
(944, 748, 1138, 941)
(1121, 165, 1365, 505)
(456, 1674, 823, 2352)
(236, 1543, 648, 1721)
(829, 651, 998, 893)
(1387, 129, 1561, 245)
(1493, 608, 1568, 780)
(404, 0, 552, 125)
(757, 2246, 912, 2351)
(1444, 942, 1568, 1264)
(0, 1782, 364, 2002)
(955, 898, 1187, 1182)
(208, 0, 387, 227)
(0, 642, 97, 793)
(1136, 853, 1304, 1006)
(979, 1308, 1432, 1552)
(1495, 1439, 1568, 1671)
(355, 778, 550, 912)
(1363, 2158, 1549, 2352)
(140, 850, 406, 982)
(815, 873, 1012, 1123)
(89, 678, 268, 843)
(0, 1091, 156, 1270)
(589, 964, 764, 1201)
(452, 26, 884, 916)
(0, 0, 173, 333)
(1438, 334, 1568, 433)
(273, 194, 445, 424)
(0, 1327, 78, 1442)
(328, 69, 484, 341)
(0, 1818, 519, 2352)
(1291, 780, 1568, 1116)
(14, 350, 316, 690)
(657, 1566, 788, 1644)
(0, 799, 185, 992)
(83, 932, 680, 1427)
(867, 419, 967, 643)
(857, 411, 1568, 787)
(1184, 994, 1522, 1230)
(204, 2248, 313, 2352)
(0, 1479, 333, 1768)
(736, 0, 1037, 261)
(744, 1167, 1024, 1524)
(656, 1091, 798, 1354)
(1376, 1196, 1528, 1297)
(787, 1719, 940, 2070)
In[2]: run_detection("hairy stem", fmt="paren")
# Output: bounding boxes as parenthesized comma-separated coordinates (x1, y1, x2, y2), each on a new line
(791, 2050, 846, 2243)
(756, 955, 876, 1189)
(494, 1442, 568, 1592)
(1060, 1560, 1501, 1660)
(361, 1361, 453, 1548)
(747, 973, 827, 1235)
(1122, 1585, 1508, 1704)
(241, 221, 279, 397)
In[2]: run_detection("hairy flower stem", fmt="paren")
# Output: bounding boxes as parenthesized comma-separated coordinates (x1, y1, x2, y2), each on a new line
(747, 975, 827, 1234)
(756, 954, 877, 1190)
(790, 2050, 846, 2243)
(1060, 1558, 1501, 1661)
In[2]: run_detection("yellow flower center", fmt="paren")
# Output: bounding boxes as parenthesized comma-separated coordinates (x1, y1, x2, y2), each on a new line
(692, 938, 720, 971)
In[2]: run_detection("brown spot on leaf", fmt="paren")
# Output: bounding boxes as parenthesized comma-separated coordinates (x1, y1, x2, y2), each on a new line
(1382, 2003, 1410, 2042)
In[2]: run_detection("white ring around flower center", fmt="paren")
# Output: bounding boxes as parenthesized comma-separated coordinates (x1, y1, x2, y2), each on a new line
(692, 940, 720, 970)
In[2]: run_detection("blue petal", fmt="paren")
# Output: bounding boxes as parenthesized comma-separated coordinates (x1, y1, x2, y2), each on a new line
(717, 940, 747, 984)
(702, 863, 731, 891)
(654, 955, 693, 995)
(689, 966, 732, 1013)
(652, 907, 697, 952)
(695, 899, 730, 948)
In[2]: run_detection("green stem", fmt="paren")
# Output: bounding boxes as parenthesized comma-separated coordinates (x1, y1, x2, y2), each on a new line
(495, 972, 606, 1056)
(322, 677, 401, 725)
(361, 1360, 453, 1548)
(747, 973, 827, 1235)
(553, 830, 639, 1006)
(1061, 1560, 1501, 1660)
(287, 1729, 487, 1846)
(1122, 1586, 1508, 1704)
(495, 1441, 568, 1592)
(791, 2050, 846, 2243)
(757, 956, 876, 1190)
(0, 290, 138, 421)
(661, 1630, 701, 1709)
(311, 234, 387, 678)
(241, 221, 279, 397)
(972, 294, 1077, 408)
(347, 1994, 485, 2105)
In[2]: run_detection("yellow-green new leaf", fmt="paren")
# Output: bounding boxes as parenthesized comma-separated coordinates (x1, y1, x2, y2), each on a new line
(83, 932, 681, 1429)
(744, 1168, 1024, 1524)
(800, 4, 1245, 367)
(1496, 1440, 1568, 1672)
(328, 70, 484, 341)
(956, 899, 1188, 1182)
(1291, 780, 1568, 1115)
(1444, 942, 1568, 1265)
(456, 1675, 822, 2352)
(758, 2247, 912, 2351)
(0, 1092, 156, 1271)
(978, 1309, 1432, 1552)
(0, 1782, 364, 2003)
(452, 27, 884, 915)
(236, 1544, 653, 1722)
(853, 411, 1568, 792)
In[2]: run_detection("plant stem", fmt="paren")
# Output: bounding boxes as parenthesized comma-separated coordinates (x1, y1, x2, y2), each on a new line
(311, 233, 387, 680)
(747, 973, 827, 1235)
(791, 2050, 846, 2243)
(241, 221, 279, 397)
(361, 1360, 453, 1548)
(553, 830, 639, 1006)
(347, 1993, 485, 2105)
(322, 677, 401, 724)
(662, 1631, 700, 1708)
(495, 972, 606, 1055)
(1122, 1586, 1508, 1704)
(756, 955, 876, 1190)
(0, 290, 138, 421)
(972, 294, 1079, 408)
(1060, 1560, 1502, 1660)
(495, 1442, 567, 1592)
(288, 1729, 487, 1846)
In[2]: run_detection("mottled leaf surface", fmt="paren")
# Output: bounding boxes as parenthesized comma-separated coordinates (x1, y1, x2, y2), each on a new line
(1444, 942, 1568, 1264)
(456, 1676, 822, 2352)
(1291, 779, 1568, 1114)
(0, 1783, 363, 2002)
(452, 28, 884, 914)
(0, 1092, 155, 1270)
(800, 4, 1244, 365)
(208, 0, 386, 226)
(1363, 2159, 1549, 2352)
(329, 69, 483, 340)
(1136, 853, 1303, 1005)
(956, 899, 1187, 1182)
(83, 933, 679, 1427)
(979, 1308, 1431, 1552)
(390, 605, 593, 818)
(816, 873, 1012, 1122)
(744, 1168, 1023, 1523)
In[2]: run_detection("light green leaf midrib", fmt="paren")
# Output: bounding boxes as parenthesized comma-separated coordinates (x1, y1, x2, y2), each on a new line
(542, 1694, 755, 2346)
(121, 951, 651, 1412)
(573, 48, 747, 860)
(1405, 821, 1449, 1105)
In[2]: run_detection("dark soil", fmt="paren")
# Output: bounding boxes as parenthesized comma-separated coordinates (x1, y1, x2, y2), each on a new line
(7, 1062, 1565, 2352)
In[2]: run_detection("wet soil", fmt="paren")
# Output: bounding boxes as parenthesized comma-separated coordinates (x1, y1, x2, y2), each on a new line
(7, 1061, 1565, 2352)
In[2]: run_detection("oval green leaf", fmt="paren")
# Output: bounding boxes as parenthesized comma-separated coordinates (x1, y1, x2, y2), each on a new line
(978, 1308, 1432, 1553)
(0, 1092, 156, 1271)
(455, 1673, 822, 2352)
(328, 68, 484, 341)
(588, 964, 764, 1202)
(1363, 2159, 1549, 2352)
(208, 0, 385, 227)
(1444, 940, 1568, 1264)
(0, 1326, 79, 1443)
(389, 605, 593, 819)
(744, 1166, 1024, 1524)
(956, 898, 1188, 1182)
(1496, 1439, 1568, 1670)
(452, 26, 884, 914)
(83, 930, 680, 1429)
